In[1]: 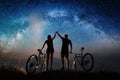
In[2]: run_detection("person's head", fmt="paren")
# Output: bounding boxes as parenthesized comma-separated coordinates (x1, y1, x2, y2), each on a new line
(47, 35, 51, 40)
(64, 34, 68, 38)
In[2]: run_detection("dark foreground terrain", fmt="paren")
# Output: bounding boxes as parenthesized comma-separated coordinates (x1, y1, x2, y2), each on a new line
(0, 67, 120, 80)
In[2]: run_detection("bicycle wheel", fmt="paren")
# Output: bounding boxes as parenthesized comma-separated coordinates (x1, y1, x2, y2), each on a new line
(26, 55, 38, 74)
(72, 58, 81, 71)
(72, 61, 80, 71)
(82, 53, 94, 72)
(72, 60, 76, 71)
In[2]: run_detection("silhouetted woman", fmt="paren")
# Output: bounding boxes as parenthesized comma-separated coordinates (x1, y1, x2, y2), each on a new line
(41, 32, 56, 71)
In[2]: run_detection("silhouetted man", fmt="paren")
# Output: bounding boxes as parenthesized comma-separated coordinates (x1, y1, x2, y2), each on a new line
(56, 32, 72, 71)
(41, 32, 56, 71)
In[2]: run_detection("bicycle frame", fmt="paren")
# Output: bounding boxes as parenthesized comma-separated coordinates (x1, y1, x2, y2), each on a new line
(72, 53, 83, 71)
(73, 47, 84, 67)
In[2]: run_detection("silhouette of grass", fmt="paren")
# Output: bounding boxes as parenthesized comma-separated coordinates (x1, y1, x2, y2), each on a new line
(0, 65, 120, 80)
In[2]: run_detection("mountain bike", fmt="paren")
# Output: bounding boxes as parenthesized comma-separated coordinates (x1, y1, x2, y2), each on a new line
(71, 47, 94, 72)
(26, 49, 47, 74)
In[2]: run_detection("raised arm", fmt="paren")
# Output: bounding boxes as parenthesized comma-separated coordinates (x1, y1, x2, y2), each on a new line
(52, 32, 56, 40)
(56, 32, 63, 39)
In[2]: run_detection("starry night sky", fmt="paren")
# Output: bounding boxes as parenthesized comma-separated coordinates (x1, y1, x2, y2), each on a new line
(0, 0, 120, 72)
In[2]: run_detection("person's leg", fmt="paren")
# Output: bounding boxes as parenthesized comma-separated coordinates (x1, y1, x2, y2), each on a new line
(50, 53, 53, 70)
(65, 57, 69, 71)
(65, 53, 69, 71)
(61, 53, 64, 70)
(47, 53, 50, 71)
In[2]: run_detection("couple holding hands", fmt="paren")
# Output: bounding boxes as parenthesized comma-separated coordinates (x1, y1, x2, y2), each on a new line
(41, 32, 72, 71)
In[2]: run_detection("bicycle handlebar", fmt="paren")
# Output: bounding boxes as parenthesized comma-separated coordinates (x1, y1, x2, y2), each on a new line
(37, 49, 41, 51)
(37, 49, 43, 55)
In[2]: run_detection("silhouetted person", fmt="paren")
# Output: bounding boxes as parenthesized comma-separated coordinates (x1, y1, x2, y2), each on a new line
(41, 32, 56, 71)
(56, 32, 72, 71)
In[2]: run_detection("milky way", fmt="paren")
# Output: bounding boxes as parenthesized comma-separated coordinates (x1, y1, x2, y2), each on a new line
(0, 0, 120, 72)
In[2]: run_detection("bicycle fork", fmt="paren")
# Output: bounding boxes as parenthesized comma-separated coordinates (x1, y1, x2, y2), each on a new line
(72, 58, 76, 71)
(72, 57, 82, 71)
